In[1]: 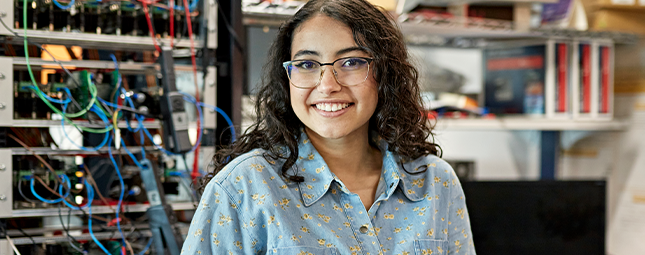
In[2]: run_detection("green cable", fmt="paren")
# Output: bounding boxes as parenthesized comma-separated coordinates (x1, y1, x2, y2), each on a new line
(22, 1, 112, 134)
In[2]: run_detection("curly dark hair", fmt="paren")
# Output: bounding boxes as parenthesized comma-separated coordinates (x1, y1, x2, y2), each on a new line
(200, 0, 440, 192)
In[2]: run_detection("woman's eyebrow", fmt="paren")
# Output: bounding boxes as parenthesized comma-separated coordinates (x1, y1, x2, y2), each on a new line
(336, 46, 368, 56)
(293, 50, 319, 59)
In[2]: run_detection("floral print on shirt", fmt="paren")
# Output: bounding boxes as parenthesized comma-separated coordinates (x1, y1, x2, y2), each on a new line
(182, 132, 476, 255)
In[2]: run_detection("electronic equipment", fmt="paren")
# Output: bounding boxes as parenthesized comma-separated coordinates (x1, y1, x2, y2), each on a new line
(0, 0, 219, 252)
(158, 48, 192, 154)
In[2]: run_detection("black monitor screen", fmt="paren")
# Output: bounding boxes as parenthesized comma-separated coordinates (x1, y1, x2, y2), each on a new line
(461, 181, 606, 255)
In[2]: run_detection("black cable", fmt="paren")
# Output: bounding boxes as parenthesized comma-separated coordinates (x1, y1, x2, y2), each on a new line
(9, 220, 44, 251)
(18, 178, 41, 204)
(57, 204, 86, 254)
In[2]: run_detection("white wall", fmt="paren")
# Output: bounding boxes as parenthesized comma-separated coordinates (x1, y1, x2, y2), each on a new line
(434, 129, 541, 180)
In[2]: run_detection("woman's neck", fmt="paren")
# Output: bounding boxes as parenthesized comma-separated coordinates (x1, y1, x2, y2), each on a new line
(305, 126, 382, 178)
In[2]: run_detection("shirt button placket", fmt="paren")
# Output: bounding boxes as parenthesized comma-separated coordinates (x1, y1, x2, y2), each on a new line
(342, 193, 381, 255)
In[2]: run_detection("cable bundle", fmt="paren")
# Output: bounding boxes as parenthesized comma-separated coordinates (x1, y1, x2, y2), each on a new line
(0, 1, 236, 253)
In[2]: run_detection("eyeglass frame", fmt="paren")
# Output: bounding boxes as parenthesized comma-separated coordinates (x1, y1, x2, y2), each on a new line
(282, 57, 374, 89)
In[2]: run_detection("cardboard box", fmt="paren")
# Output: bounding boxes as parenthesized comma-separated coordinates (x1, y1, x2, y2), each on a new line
(593, 9, 645, 34)
(597, 0, 636, 6)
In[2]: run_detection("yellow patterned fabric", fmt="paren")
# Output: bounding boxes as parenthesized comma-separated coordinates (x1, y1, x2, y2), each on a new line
(181, 132, 476, 254)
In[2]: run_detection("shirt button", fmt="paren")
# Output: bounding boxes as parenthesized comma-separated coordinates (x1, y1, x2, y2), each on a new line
(359, 225, 369, 234)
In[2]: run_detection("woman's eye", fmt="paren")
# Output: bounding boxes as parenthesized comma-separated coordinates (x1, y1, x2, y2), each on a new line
(341, 58, 366, 68)
(295, 61, 317, 70)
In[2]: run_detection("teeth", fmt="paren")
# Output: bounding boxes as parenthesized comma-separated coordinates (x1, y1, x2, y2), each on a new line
(315, 103, 350, 112)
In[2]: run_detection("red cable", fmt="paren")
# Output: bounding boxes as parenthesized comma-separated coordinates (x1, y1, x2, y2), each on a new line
(169, 0, 174, 48)
(142, 2, 162, 53)
(183, 0, 201, 184)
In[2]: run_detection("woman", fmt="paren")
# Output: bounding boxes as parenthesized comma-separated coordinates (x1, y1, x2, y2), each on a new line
(182, 0, 476, 254)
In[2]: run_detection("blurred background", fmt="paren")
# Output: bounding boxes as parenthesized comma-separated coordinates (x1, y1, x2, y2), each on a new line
(243, 0, 645, 254)
(0, 0, 643, 254)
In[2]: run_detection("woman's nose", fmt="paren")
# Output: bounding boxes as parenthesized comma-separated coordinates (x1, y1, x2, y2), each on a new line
(316, 67, 342, 95)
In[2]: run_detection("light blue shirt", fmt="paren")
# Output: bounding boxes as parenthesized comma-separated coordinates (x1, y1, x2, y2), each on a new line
(182, 132, 476, 254)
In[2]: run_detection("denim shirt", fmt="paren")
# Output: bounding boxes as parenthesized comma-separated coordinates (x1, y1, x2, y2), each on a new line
(182, 132, 476, 255)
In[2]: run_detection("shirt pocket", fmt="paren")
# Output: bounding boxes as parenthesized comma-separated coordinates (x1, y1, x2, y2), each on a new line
(414, 239, 448, 255)
(267, 246, 340, 255)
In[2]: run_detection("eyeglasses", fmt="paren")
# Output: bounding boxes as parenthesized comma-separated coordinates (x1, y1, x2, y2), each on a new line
(282, 57, 374, 89)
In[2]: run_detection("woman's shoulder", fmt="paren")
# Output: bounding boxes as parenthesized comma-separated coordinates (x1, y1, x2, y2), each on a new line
(397, 153, 458, 184)
(210, 148, 282, 184)
(393, 152, 461, 202)
(400, 153, 453, 175)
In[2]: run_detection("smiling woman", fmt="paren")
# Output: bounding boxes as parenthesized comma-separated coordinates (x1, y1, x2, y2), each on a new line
(182, 0, 476, 254)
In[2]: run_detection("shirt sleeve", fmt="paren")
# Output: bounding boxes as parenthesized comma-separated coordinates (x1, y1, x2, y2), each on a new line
(447, 168, 476, 255)
(181, 179, 261, 255)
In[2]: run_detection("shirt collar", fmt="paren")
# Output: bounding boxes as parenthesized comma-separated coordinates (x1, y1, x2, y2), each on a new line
(295, 131, 426, 206)
(294, 131, 336, 206)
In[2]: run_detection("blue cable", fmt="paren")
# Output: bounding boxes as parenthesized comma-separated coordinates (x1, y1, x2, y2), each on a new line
(173, 0, 199, 12)
(120, 88, 143, 133)
(195, 101, 236, 142)
(24, 86, 72, 104)
(107, 135, 128, 255)
(88, 202, 112, 255)
(97, 97, 123, 109)
(30, 173, 109, 254)
(139, 129, 146, 159)
(52, 0, 75, 10)
(29, 175, 71, 204)
(61, 177, 94, 210)
(60, 104, 111, 151)
(138, 238, 153, 255)
(109, 54, 143, 135)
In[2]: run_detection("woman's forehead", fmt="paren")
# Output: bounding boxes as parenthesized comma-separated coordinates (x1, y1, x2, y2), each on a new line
(290, 15, 360, 59)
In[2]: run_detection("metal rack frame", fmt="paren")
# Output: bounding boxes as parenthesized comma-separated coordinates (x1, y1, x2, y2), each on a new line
(0, 0, 218, 50)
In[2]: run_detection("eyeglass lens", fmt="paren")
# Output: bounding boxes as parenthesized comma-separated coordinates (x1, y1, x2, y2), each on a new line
(286, 58, 370, 88)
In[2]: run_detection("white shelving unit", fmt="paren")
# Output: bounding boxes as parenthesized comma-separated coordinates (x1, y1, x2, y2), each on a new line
(433, 117, 630, 131)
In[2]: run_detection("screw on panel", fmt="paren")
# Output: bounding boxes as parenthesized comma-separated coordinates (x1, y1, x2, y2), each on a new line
(0, 11, 6, 18)
(0, 73, 5, 79)
(0, 103, 5, 110)
(0, 194, 6, 201)
(0, 164, 5, 171)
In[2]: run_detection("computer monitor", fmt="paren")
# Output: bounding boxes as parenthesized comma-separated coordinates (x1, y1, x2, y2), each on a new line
(461, 181, 606, 255)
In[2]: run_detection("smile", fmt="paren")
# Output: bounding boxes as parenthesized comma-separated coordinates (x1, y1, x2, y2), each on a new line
(314, 103, 352, 112)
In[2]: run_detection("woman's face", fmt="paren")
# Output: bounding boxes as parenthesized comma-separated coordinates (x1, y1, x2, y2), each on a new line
(289, 15, 378, 140)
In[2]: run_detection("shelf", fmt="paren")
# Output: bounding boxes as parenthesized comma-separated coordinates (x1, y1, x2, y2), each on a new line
(595, 3, 645, 11)
(9, 145, 215, 155)
(242, 11, 639, 45)
(0, 29, 204, 51)
(432, 117, 629, 131)
(401, 0, 556, 5)
(399, 16, 640, 45)
(11, 58, 200, 73)
(10, 146, 161, 155)
(9, 224, 190, 245)
(11, 202, 196, 218)
(9, 119, 161, 129)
